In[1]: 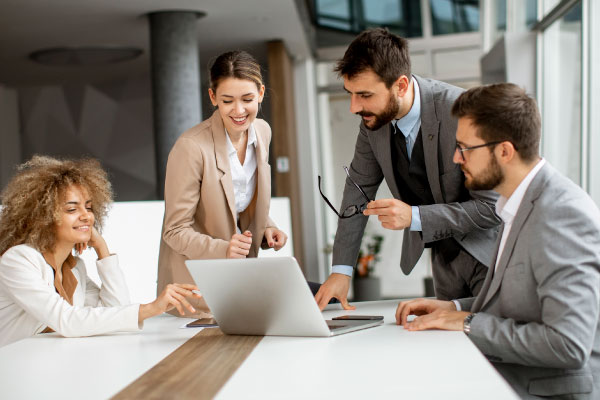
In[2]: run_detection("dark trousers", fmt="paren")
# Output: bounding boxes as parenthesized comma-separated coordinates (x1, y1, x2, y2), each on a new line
(431, 244, 488, 301)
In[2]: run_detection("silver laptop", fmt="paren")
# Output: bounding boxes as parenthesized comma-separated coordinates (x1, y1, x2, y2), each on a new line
(185, 257, 383, 337)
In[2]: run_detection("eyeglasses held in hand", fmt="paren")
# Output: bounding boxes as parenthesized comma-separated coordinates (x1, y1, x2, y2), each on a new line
(318, 166, 371, 219)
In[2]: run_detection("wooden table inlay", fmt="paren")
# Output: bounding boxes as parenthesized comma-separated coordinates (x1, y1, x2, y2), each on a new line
(112, 328, 263, 400)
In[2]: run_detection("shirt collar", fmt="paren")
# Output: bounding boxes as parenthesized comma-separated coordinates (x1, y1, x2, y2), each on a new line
(225, 124, 257, 156)
(495, 158, 546, 224)
(393, 77, 421, 138)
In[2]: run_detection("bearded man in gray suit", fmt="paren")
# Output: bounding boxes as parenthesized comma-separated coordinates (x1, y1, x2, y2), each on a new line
(397, 83, 600, 399)
(315, 28, 501, 310)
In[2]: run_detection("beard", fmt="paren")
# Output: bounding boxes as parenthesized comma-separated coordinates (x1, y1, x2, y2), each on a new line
(463, 153, 504, 191)
(357, 92, 399, 131)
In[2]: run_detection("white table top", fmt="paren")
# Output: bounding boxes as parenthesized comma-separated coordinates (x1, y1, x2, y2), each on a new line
(0, 300, 518, 400)
(217, 300, 518, 400)
(0, 313, 198, 400)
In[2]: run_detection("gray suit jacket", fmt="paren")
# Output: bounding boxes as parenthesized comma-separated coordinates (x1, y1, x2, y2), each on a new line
(332, 76, 501, 274)
(458, 163, 600, 399)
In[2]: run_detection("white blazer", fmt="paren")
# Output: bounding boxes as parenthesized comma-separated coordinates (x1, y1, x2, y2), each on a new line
(0, 244, 141, 347)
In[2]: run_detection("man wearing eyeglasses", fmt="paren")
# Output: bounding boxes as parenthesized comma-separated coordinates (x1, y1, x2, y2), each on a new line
(395, 83, 600, 399)
(315, 28, 501, 310)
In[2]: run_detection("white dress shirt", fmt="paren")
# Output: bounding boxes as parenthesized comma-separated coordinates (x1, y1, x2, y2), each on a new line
(0, 244, 141, 347)
(225, 124, 258, 227)
(493, 158, 546, 272)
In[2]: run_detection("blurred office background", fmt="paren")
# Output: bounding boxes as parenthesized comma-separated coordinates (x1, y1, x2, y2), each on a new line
(1, 0, 598, 299)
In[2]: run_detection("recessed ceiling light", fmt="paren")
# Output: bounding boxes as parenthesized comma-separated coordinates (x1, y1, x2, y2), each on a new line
(29, 47, 143, 66)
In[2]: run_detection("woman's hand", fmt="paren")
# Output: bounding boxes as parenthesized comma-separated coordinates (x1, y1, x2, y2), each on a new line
(264, 228, 287, 251)
(138, 283, 202, 323)
(75, 226, 110, 259)
(227, 231, 253, 258)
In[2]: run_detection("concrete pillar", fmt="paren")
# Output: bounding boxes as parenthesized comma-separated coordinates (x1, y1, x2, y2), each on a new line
(148, 11, 203, 198)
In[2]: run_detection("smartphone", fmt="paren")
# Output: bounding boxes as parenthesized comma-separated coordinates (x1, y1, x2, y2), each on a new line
(186, 317, 218, 328)
(332, 315, 384, 321)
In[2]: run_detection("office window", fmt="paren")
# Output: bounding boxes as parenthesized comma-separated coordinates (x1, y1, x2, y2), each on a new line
(590, 0, 600, 205)
(541, 3, 582, 184)
(314, 0, 422, 37)
(315, 0, 352, 30)
(362, 0, 422, 37)
(430, 0, 479, 35)
(524, 0, 538, 28)
(495, 0, 507, 31)
(543, 0, 562, 14)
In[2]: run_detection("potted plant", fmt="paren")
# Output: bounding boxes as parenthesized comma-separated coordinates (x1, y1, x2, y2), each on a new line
(352, 233, 384, 301)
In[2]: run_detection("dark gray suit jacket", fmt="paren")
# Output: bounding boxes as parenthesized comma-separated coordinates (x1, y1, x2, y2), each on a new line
(332, 76, 501, 274)
(458, 163, 600, 399)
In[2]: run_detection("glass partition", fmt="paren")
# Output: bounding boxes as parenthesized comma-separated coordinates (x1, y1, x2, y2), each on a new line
(541, 2, 582, 184)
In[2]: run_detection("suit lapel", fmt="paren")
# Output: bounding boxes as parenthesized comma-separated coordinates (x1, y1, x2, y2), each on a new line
(415, 76, 443, 203)
(471, 225, 503, 312)
(373, 122, 401, 198)
(478, 164, 551, 310)
(211, 110, 237, 224)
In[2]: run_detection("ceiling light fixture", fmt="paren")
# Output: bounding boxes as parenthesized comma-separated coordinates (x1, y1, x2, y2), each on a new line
(29, 46, 143, 66)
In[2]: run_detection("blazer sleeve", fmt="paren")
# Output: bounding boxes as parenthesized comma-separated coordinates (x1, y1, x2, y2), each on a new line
(0, 247, 140, 338)
(456, 297, 476, 312)
(162, 136, 230, 259)
(332, 125, 384, 266)
(467, 196, 600, 369)
(83, 254, 132, 307)
(259, 120, 277, 231)
(418, 188, 501, 243)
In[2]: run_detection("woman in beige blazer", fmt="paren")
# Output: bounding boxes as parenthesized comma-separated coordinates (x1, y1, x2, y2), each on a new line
(158, 51, 287, 316)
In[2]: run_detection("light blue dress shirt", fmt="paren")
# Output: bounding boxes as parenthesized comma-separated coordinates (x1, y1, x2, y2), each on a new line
(332, 79, 423, 277)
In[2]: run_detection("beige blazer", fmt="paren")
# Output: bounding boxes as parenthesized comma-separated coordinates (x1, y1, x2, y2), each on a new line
(157, 110, 276, 315)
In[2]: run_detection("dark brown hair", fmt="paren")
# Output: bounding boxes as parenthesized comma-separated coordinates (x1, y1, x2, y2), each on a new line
(451, 83, 541, 162)
(0, 155, 113, 255)
(334, 28, 411, 88)
(209, 50, 263, 91)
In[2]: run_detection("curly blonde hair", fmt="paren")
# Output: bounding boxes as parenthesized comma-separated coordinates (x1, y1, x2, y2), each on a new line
(0, 155, 113, 255)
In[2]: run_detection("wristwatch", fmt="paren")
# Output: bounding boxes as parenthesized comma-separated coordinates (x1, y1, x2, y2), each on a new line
(463, 313, 476, 334)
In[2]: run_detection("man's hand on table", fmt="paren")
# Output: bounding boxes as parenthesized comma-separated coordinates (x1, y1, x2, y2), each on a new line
(395, 298, 470, 331)
(315, 273, 356, 311)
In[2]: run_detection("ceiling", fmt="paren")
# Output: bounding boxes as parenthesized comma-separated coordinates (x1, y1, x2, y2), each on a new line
(0, 0, 312, 87)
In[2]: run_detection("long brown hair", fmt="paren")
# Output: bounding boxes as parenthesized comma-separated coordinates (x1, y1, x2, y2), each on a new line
(0, 155, 113, 255)
(209, 50, 263, 91)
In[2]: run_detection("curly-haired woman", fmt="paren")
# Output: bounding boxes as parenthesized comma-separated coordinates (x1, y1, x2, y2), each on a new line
(0, 156, 201, 347)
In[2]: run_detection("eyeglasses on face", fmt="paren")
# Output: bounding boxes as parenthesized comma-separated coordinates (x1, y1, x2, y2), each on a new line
(318, 166, 371, 219)
(455, 141, 504, 161)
